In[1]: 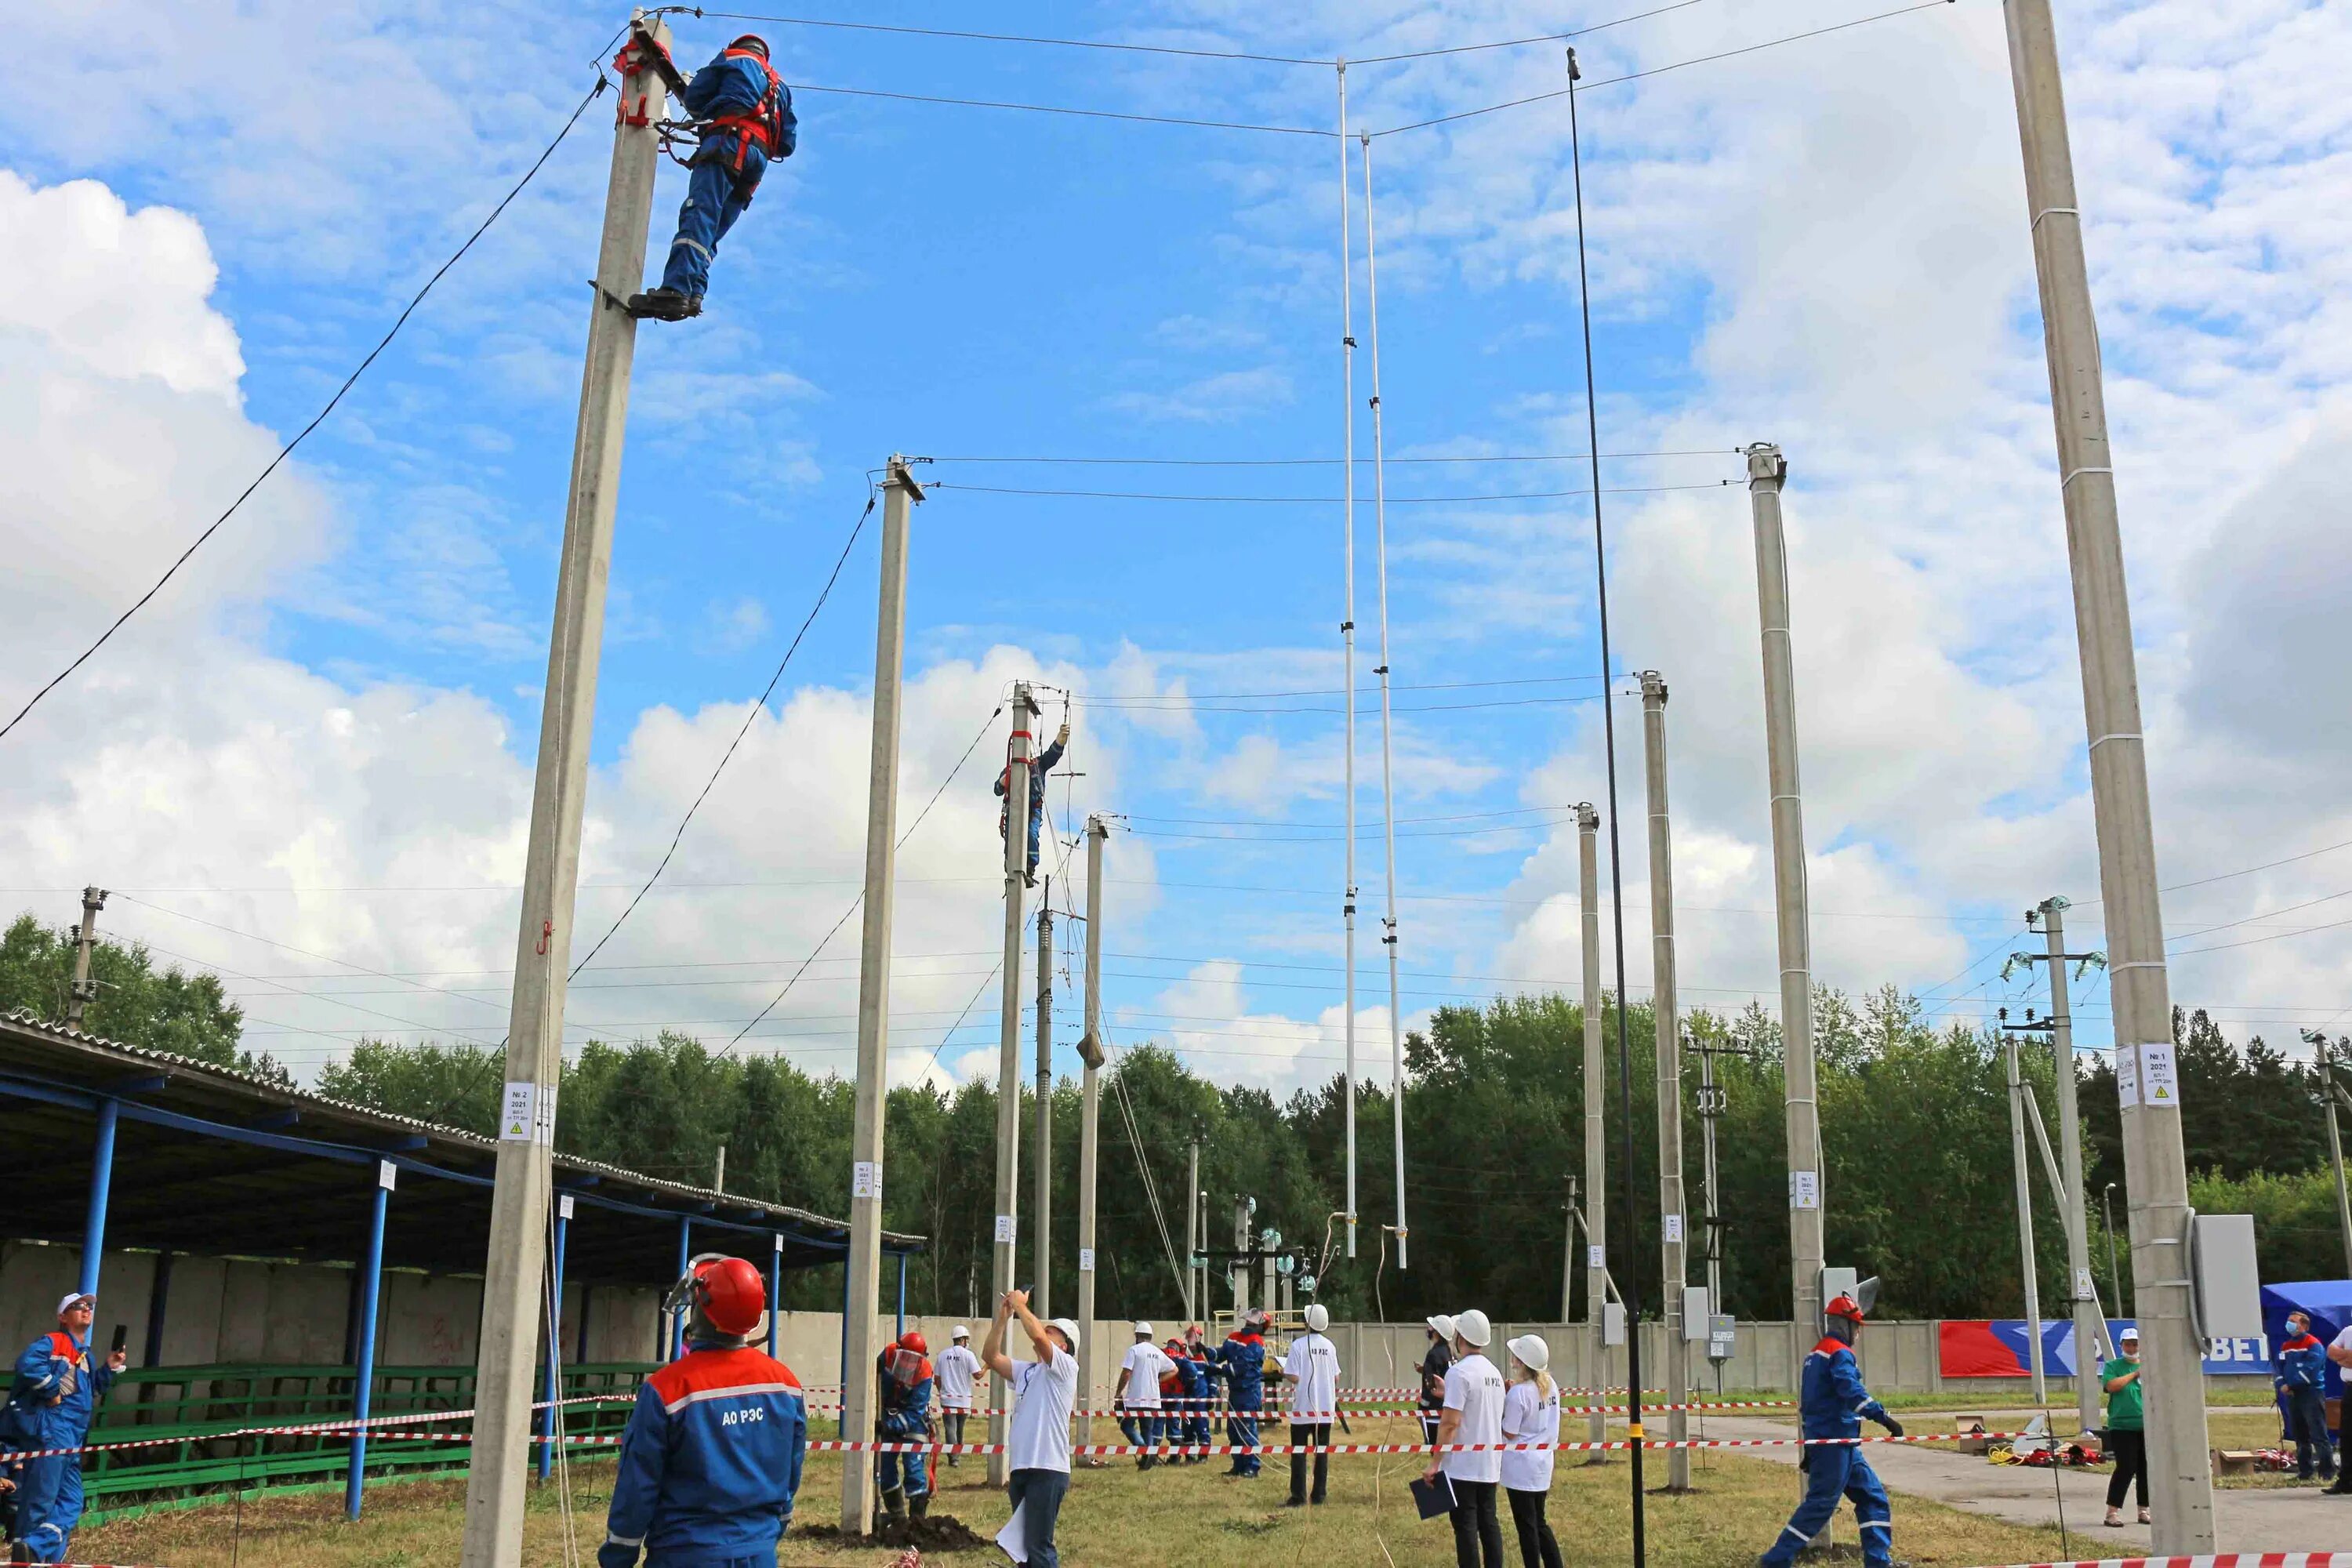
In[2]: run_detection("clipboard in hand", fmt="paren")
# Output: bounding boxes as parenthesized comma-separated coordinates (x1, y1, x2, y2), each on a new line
(1410, 1471, 1456, 1521)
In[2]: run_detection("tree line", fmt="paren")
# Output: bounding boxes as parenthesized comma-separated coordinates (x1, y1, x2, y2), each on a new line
(5, 913, 2346, 1321)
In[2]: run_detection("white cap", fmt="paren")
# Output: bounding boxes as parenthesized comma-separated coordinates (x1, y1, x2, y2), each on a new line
(2118, 1325, 2140, 1342)
(1304, 1304, 1330, 1333)
(951, 1324, 971, 1340)
(1454, 1308, 1493, 1348)
(1134, 1320, 1155, 1338)
(1051, 1317, 1083, 1352)
(56, 1293, 92, 1317)
(1507, 1334, 1550, 1373)
(1425, 1314, 1455, 1340)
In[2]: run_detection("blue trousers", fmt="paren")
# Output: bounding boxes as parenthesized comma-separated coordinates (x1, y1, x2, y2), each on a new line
(658, 143, 767, 300)
(1117, 1410, 1161, 1464)
(2284, 1386, 2336, 1479)
(1762, 1446, 1892, 1568)
(12, 1449, 82, 1562)
(1226, 1406, 1261, 1475)
(1006, 1467, 1069, 1568)
(879, 1442, 929, 1498)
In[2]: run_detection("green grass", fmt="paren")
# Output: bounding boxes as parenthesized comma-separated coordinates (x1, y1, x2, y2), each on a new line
(82, 1412, 2088, 1568)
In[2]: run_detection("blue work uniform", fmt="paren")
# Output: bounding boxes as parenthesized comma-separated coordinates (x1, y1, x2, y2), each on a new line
(993, 736, 1066, 878)
(600, 1341, 807, 1568)
(1760, 1336, 1894, 1568)
(656, 46, 797, 304)
(1217, 1330, 1266, 1476)
(876, 1348, 933, 1502)
(1177, 1351, 1214, 1456)
(2276, 1330, 2337, 1482)
(5, 1330, 114, 1564)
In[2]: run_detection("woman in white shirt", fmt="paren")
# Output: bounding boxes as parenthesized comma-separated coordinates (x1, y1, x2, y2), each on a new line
(1423, 1308, 1507, 1568)
(1500, 1334, 1564, 1568)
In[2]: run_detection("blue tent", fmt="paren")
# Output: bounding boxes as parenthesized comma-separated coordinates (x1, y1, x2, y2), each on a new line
(2262, 1279, 2349, 1439)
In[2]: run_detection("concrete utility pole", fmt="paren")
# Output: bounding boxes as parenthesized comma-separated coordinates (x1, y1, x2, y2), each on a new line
(988, 684, 1037, 1486)
(1335, 60, 1361, 1265)
(2003, 0, 2215, 1545)
(459, 22, 669, 1564)
(2002, 1022, 2049, 1404)
(713, 1145, 725, 1193)
(1034, 883, 1054, 1319)
(1560, 1180, 1577, 1322)
(2306, 1031, 2352, 1279)
(837, 456, 920, 1532)
(1185, 1136, 1201, 1324)
(1746, 441, 1826, 1380)
(1077, 818, 1108, 1426)
(1577, 803, 1607, 1454)
(2031, 898, 2104, 1432)
(65, 886, 106, 1028)
(1640, 672, 1690, 1490)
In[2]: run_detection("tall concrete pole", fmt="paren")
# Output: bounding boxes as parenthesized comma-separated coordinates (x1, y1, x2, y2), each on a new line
(1077, 818, 1108, 1428)
(2313, 1039, 2352, 1278)
(2004, 1030, 2049, 1405)
(1641, 672, 1690, 1490)
(65, 886, 105, 1028)
(1746, 442, 1825, 1384)
(988, 684, 1037, 1486)
(837, 456, 920, 1533)
(1577, 803, 1608, 1454)
(2038, 898, 2103, 1432)
(459, 22, 669, 1563)
(2004, 0, 2213, 1545)
(1185, 1138, 1200, 1324)
(1335, 61, 1361, 1264)
(1034, 884, 1054, 1319)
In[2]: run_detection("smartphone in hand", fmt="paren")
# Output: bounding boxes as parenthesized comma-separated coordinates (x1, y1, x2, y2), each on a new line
(110, 1324, 129, 1356)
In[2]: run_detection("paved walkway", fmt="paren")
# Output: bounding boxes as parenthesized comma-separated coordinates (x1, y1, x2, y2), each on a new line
(1694, 1414, 2347, 1555)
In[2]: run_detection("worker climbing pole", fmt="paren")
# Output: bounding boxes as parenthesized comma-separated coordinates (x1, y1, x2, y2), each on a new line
(630, 31, 799, 321)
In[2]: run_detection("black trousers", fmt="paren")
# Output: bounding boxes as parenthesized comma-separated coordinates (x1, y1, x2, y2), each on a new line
(1289, 1422, 1330, 1503)
(2104, 1428, 2148, 1508)
(1506, 1486, 1564, 1568)
(1449, 1478, 1505, 1568)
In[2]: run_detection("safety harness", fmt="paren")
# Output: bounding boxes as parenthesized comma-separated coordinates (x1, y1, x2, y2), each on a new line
(701, 49, 791, 176)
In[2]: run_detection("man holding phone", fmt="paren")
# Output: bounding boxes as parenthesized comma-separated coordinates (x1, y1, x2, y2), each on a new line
(5, 1293, 125, 1565)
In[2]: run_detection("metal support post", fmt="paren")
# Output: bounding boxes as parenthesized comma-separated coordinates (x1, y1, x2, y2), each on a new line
(2034, 899, 2105, 1428)
(1077, 817, 1108, 1430)
(2004, 1029, 2048, 1404)
(768, 1235, 783, 1356)
(538, 1194, 572, 1483)
(897, 1254, 908, 1339)
(840, 456, 920, 1532)
(671, 1220, 691, 1359)
(1640, 673, 1690, 1489)
(79, 1098, 118, 1301)
(1577, 802, 1607, 1455)
(1746, 441, 1826, 1380)
(459, 20, 670, 1563)
(1035, 884, 1054, 1319)
(347, 1161, 393, 1519)
(989, 684, 1038, 1486)
(2003, 0, 2213, 1544)
(67, 887, 105, 1028)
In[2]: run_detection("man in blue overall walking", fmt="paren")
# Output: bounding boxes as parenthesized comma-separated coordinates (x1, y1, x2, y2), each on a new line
(1759, 1289, 1904, 1568)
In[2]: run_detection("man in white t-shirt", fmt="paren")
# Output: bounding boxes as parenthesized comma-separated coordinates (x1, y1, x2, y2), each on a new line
(1280, 1302, 1343, 1507)
(1117, 1322, 1178, 1471)
(982, 1290, 1080, 1568)
(1424, 1308, 1507, 1568)
(2327, 1323, 2352, 1496)
(934, 1324, 982, 1468)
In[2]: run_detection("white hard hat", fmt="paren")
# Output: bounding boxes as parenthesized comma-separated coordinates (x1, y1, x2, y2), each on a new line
(55, 1293, 93, 1317)
(1134, 1320, 1155, 1337)
(1507, 1334, 1550, 1373)
(1454, 1308, 1493, 1348)
(1050, 1317, 1082, 1352)
(1425, 1314, 1454, 1340)
(951, 1324, 971, 1340)
(1304, 1304, 1330, 1333)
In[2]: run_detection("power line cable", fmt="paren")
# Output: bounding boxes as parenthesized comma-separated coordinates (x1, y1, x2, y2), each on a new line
(918, 448, 1737, 466)
(931, 480, 1734, 503)
(695, 9, 1330, 65)
(793, 80, 1330, 136)
(568, 489, 875, 978)
(1372, 0, 1958, 136)
(1352, 0, 1711, 64)
(0, 71, 612, 746)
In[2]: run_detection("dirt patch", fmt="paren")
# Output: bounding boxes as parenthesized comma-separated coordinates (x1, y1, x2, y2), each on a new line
(794, 1512, 992, 1552)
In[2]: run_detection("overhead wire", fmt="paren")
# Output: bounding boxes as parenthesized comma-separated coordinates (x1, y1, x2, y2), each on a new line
(0, 70, 613, 746)
(917, 448, 1737, 465)
(931, 480, 1735, 503)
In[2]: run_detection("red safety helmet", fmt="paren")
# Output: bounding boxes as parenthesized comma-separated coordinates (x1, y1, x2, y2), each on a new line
(898, 1330, 928, 1356)
(1824, 1292, 1866, 1327)
(691, 1255, 768, 1338)
(730, 34, 770, 58)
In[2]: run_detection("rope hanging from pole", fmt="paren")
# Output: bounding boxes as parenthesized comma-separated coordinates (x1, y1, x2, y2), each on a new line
(1359, 130, 1409, 1272)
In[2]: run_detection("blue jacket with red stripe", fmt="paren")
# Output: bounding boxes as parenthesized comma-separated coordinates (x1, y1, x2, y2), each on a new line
(1798, 1336, 1887, 1440)
(599, 1342, 807, 1568)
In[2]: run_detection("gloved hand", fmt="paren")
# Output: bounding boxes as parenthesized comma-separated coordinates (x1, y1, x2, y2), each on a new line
(1056, 721, 1071, 746)
(1876, 1414, 1904, 1438)
(597, 1540, 640, 1568)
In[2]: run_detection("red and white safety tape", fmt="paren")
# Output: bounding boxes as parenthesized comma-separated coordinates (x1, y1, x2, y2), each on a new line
(1967, 1557, 2346, 1568)
(0, 1392, 624, 1464)
(363, 1428, 2057, 1457)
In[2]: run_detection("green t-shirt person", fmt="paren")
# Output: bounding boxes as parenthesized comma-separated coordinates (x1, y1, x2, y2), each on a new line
(2101, 1349, 2144, 1432)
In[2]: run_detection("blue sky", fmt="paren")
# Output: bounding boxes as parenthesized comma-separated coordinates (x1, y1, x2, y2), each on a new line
(5, 0, 2350, 1104)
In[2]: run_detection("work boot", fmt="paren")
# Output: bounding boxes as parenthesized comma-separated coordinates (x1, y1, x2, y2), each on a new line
(626, 288, 700, 321)
(909, 1492, 930, 1519)
(880, 1485, 906, 1523)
